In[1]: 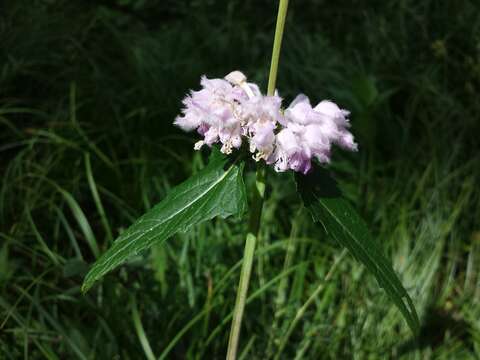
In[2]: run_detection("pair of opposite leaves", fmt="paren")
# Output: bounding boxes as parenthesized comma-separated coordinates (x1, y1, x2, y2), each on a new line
(82, 148, 419, 334)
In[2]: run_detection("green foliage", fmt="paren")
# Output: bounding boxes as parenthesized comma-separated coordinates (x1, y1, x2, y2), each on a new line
(1, 0, 479, 358)
(296, 168, 419, 334)
(82, 149, 246, 292)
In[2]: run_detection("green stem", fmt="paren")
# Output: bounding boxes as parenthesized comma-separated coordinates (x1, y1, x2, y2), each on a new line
(226, 164, 265, 360)
(226, 1, 289, 359)
(268, 0, 289, 96)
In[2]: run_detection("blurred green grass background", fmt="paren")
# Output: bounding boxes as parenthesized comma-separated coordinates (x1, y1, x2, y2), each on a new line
(1, 0, 479, 358)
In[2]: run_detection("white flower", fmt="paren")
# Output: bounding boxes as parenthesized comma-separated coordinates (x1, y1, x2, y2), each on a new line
(270, 94, 357, 173)
(174, 73, 357, 172)
(174, 74, 249, 154)
(243, 95, 282, 161)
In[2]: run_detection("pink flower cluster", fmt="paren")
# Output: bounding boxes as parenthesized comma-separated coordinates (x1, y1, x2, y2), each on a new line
(174, 71, 357, 174)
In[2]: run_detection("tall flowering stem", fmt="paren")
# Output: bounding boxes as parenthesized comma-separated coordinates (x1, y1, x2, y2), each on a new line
(267, 0, 289, 97)
(226, 1, 289, 359)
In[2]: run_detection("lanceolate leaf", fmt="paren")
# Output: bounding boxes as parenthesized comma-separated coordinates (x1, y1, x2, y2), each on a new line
(82, 150, 246, 292)
(295, 168, 419, 334)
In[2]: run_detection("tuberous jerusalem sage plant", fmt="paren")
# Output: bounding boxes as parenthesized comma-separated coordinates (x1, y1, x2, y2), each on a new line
(81, 0, 419, 358)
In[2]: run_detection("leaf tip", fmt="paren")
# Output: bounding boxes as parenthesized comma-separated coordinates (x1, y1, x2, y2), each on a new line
(81, 273, 95, 294)
(81, 281, 90, 294)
